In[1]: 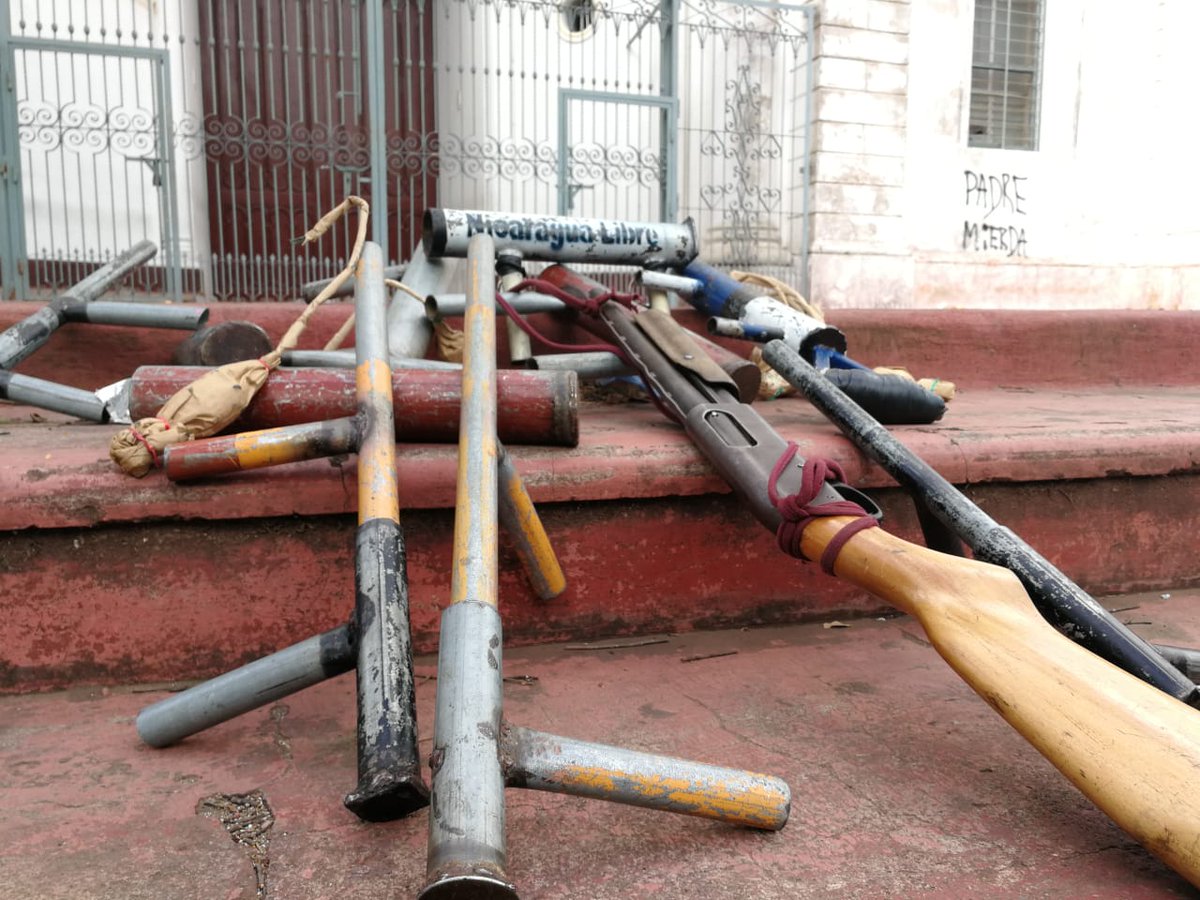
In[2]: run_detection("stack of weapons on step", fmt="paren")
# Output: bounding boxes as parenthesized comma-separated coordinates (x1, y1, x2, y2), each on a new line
(414, 208, 1200, 889)
(139, 207, 1200, 893)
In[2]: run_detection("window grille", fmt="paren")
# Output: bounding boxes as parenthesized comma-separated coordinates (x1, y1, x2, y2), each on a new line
(968, 0, 1044, 150)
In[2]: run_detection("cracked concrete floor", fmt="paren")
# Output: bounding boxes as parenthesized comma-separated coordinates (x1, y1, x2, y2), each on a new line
(2, 591, 1199, 899)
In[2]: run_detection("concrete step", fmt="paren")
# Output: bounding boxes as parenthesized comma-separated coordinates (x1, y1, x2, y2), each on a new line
(2, 306, 1200, 691)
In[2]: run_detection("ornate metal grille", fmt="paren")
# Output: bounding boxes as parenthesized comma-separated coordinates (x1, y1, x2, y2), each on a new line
(1, 0, 811, 301)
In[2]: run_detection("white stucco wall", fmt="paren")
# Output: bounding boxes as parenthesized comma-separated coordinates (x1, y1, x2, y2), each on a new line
(809, 0, 1200, 309)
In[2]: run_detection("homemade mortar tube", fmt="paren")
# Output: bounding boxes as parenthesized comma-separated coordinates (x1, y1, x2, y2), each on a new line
(422, 234, 790, 900)
(0, 239, 157, 369)
(423, 231, 514, 897)
(423, 207, 700, 268)
(343, 241, 429, 821)
(129, 365, 580, 447)
(762, 340, 1200, 707)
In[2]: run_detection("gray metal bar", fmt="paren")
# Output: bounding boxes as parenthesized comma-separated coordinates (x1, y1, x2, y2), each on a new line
(423, 232, 516, 898)
(0, 12, 29, 300)
(425, 291, 567, 318)
(365, 0, 388, 260)
(300, 264, 406, 301)
(0, 371, 107, 421)
(281, 349, 460, 371)
(424, 208, 699, 268)
(135, 626, 355, 748)
(0, 241, 158, 369)
(528, 351, 633, 379)
(62, 301, 208, 330)
(501, 724, 790, 830)
(344, 241, 429, 821)
(639, 269, 701, 297)
(801, 4, 815, 299)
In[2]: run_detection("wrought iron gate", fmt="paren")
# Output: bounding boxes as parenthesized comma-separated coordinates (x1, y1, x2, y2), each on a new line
(1, 0, 811, 301)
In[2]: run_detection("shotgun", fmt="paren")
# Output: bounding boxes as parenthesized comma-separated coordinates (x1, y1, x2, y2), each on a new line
(568, 286, 1200, 886)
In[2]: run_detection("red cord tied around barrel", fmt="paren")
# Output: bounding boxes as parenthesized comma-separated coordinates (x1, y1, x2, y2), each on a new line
(767, 442, 879, 576)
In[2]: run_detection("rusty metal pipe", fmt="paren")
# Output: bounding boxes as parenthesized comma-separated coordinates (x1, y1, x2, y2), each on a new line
(163, 417, 359, 480)
(497, 445, 565, 601)
(501, 724, 789, 830)
(343, 241, 429, 821)
(422, 233, 517, 899)
(130, 365, 579, 447)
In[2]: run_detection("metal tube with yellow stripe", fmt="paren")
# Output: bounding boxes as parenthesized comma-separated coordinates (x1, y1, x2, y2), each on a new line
(422, 232, 790, 900)
(343, 241, 430, 822)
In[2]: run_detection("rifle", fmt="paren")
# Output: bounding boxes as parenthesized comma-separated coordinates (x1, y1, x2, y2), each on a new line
(546, 266, 1200, 886)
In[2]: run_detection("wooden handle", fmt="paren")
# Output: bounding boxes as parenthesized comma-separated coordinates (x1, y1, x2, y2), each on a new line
(801, 517, 1200, 885)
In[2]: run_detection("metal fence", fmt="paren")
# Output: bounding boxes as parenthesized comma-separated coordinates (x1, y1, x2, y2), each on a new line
(0, 0, 812, 301)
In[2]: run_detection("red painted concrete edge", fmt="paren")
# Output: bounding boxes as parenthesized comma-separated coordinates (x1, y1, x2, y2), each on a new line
(5, 385, 1200, 531)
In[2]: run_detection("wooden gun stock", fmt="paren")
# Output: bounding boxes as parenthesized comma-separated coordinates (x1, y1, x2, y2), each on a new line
(805, 516, 1200, 884)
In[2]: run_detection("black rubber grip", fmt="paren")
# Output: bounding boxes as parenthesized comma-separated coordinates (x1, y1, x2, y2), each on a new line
(823, 369, 945, 425)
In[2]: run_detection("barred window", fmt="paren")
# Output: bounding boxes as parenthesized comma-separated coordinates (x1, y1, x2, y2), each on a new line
(969, 0, 1044, 150)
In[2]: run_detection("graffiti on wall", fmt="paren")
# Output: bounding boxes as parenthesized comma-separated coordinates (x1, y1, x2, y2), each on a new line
(962, 170, 1028, 257)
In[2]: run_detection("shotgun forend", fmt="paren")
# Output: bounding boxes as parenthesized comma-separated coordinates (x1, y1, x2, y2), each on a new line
(423, 207, 699, 267)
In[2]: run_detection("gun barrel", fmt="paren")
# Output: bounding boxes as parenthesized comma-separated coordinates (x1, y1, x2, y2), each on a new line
(423, 208, 699, 267)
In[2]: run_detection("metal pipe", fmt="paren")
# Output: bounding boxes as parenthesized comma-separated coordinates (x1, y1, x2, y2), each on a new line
(163, 417, 359, 481)
(0, 240, 157, 369)
(497, 445, 566, 601)
(386, 245, 454, 358)
(131, 365, 580, 447)
(707, 317, 785, 343)
(501, 724, 789, 830)
(164, 423, 568, 604)
(527, 351, 633, 379)
(762, 341, 1200, 706)
(423, 208, 699, 267)
(0, 370, 107, 421)
(281, 349, 460, 371)
(498, 249, 532, 365)
(60, 300, 208, 330)
(300, 264, 406, 301)
(136, 625, 355, 749)
(426, 291, 568, 319)
(639, 268, 701, 297)
(343, 241, 429, 821)
(423, 232, 516, 898)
